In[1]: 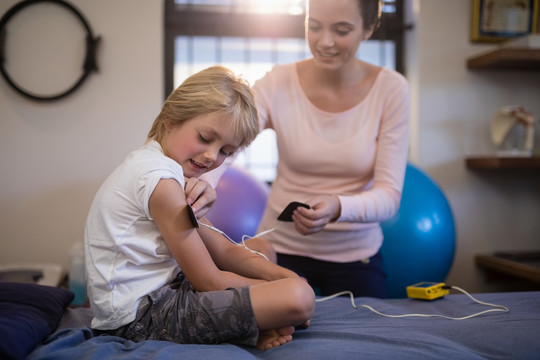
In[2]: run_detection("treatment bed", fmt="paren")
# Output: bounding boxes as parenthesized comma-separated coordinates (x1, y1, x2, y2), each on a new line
(1, 282, 539, 360)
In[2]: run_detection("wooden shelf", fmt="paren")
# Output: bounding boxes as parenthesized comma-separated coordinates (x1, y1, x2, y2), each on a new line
(476, 251, 540, 285)
(467, 48, 540, 70)
(466, 156, 540, 169)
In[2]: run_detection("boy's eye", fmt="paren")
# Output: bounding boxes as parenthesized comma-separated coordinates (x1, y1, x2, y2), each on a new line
(199, 134, 211, 143)
(220, 148, 234, 157)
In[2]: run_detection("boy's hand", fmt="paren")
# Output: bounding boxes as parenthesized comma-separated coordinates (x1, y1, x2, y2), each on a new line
(184, 177, 216, 219)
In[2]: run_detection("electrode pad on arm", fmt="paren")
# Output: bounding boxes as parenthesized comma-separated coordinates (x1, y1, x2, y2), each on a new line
(186, 205, 199, 228)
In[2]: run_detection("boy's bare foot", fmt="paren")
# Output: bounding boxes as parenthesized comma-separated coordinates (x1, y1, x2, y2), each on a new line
(257, 326, 295, 350)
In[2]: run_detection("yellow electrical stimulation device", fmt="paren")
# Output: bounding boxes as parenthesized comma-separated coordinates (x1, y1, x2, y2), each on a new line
(406, 282, 449, 300)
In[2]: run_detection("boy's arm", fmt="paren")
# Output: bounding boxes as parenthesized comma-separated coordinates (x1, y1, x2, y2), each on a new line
(197, 217, 300, 282)
(149, 178, 267, 291)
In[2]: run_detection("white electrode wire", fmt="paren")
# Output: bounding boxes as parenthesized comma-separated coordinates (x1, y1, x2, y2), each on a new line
(242, 227, 278, 242)
(197, 218, 509, 320)
(198, 222, 272, 261)
(315, 286, 509, 320)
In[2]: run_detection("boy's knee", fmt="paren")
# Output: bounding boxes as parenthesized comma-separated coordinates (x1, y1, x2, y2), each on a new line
(286, 278, 315, 319)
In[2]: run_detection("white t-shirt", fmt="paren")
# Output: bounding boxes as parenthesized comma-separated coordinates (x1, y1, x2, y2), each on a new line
(254, 63, 410, 262)
(84, 140, 184, 330)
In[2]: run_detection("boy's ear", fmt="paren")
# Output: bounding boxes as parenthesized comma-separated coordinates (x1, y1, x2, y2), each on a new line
(164, 120, 173, 131)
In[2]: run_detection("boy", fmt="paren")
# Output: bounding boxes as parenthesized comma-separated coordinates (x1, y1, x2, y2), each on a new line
(84, 66, 315, 350)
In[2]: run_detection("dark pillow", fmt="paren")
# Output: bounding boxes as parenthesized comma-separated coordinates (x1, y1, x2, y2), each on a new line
(0, 282, 74, 360)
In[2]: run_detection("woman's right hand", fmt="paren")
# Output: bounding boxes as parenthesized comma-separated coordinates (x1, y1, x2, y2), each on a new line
(291, 195, 341, 235)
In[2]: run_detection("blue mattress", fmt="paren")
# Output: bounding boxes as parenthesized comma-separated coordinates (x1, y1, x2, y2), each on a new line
(26, 291, 540, 360)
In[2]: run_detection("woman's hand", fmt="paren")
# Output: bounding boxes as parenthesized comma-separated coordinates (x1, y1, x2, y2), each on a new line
(292, 195, 341, 235)
(184, 177, 217, 219)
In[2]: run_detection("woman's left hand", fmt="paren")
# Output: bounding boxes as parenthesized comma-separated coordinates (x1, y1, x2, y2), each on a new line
(184, 177, 217, 219)
(292, 195, 341, 235)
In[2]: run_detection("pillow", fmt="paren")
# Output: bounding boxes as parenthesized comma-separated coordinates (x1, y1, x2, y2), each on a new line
(0, 282, 74, 360)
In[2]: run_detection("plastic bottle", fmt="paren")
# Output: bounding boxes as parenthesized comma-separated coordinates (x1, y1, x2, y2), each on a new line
(69, 242, 86, 306)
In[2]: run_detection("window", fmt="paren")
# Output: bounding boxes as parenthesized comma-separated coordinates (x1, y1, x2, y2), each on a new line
(165, 0, 405, 183)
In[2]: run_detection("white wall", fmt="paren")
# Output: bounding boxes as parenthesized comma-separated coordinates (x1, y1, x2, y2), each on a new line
(1, 0, 538, 293)
(0, 0, 163, 270)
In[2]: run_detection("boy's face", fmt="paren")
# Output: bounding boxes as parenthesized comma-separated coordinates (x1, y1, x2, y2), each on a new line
(162, 112, 241, 178)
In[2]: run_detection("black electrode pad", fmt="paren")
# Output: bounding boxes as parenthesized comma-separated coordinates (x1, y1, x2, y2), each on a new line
(187, 205, 199, 228)
(277, 201, 310, 222)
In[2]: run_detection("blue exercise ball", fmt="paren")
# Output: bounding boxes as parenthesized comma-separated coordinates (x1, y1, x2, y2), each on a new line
(206, 166, 270, 243)
(380, 163, 455, 298)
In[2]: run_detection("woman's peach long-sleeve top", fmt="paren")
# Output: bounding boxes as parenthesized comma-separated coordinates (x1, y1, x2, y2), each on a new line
(254, 63, 410, 262)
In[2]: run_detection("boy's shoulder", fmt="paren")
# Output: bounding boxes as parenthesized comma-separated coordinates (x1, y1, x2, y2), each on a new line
(120, 141, 184, 181)
(126, 141, 167, 167)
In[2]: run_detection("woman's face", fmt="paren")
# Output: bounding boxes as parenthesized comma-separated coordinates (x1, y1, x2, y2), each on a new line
(161, 112, 241, 178)
(306, 0, 370, 70)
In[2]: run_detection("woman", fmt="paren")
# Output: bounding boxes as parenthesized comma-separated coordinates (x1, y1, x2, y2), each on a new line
(253, 0, 410, 298)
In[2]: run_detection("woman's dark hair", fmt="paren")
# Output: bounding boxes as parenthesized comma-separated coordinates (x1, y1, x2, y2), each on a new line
(357, 0, 382, 31)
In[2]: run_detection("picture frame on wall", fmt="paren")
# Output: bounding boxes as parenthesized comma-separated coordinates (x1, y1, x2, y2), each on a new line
(470, 0, 539, 43)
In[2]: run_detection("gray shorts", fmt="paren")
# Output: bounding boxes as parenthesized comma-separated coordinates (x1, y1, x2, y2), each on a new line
(104, 273, 259, 347)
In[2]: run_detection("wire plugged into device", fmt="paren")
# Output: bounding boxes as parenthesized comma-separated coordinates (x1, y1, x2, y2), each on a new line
(406, 281, 448, 300)
(315, 285, 509, 320)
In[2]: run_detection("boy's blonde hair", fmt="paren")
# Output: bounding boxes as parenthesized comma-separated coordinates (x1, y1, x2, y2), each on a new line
(147, 66, 259, 148)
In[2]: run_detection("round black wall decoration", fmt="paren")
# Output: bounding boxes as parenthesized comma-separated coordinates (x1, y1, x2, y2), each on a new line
(0, 0, 100, 101)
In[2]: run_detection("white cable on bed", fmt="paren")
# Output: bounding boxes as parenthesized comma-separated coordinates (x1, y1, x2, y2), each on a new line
(315, 286, 509, 320)
(196, 215, 508, 321)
